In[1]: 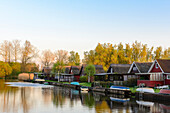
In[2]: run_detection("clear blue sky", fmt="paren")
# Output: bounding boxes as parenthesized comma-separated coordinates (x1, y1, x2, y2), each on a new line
(0, 0, 170, 59)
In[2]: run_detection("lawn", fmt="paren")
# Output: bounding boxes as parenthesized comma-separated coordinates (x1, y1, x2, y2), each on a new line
(79, 83, 92, 87)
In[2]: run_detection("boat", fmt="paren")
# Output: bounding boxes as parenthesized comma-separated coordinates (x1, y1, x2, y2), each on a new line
(136, 88, 155, 93)
(44, 82, 49, 85)
(70, 82, 80, 85)
(110, 86, 130, 90)
(156, 85, 169, 89)
(159, 89, 170, 95)
(110, 97, 130, 103)
(80, 86, 89, 92)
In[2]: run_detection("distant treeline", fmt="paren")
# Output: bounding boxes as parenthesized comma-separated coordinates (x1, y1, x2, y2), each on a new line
(0, 40, 169, 76)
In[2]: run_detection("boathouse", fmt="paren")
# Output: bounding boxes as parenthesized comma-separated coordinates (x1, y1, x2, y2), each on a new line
(60, 66, 74, 82)
(42, 67, 52, 79)
(128, 62, 153, 87)
(137, 59, 170, 87)
(94, 64, 135, 85)
(70, 66, 82, 81)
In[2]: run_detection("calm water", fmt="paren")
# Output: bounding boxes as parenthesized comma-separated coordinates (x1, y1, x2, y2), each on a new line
(0, 80, 170, 113)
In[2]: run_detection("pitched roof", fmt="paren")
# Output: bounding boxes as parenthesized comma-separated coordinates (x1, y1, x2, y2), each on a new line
(157, 59, 170, 73)
(79, 64, 87, 76)
(42, 67, 52, 74)
(64, 66, 71, 74)
(107, 64, 131, 74)
(94, 65, 105, 74)
(135, 62, 153, 73)
(70, 66, 81, 75)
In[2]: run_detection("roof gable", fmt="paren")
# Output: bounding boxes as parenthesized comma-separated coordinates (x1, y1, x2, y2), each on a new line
(156, 59, 170, 73)
(148, 60, 164, 73)
(107, 64, 131, 74)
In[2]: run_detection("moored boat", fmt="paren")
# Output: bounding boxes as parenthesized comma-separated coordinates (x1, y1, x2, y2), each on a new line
(80, 86, 89, 92)
(136, 88, 155, 93)
(159, 89, 170, 95)
(70, 82, 80, 85)
(110, 86, 130, 90)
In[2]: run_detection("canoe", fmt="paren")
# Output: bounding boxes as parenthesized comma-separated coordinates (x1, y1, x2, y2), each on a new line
(70, 82, 80, 85)
(110, 86, 130, 90)
(159, 89, 170, 95)
(136, 88, 155, 93)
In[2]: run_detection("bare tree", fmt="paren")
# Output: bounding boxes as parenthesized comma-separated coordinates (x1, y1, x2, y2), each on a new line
(0, 40, 13, 63)
(21, 40, 38, 72)
(0, 40, 8, 62)
(41, 50, 55, 67)
(12, 40, 21, 62)
(54, 50, 69, 64)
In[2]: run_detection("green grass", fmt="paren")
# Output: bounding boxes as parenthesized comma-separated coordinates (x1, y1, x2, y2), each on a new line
(79, 83, 92, 87)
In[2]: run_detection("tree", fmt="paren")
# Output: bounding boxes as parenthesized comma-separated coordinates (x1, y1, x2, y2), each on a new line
(154, 46, 162, 59)
(139, 44, 147, 62)
(0, 40, 12, 62)
(68, 51, 80, 66)
(82, 50, 95, 64)
(132, 41, 141, 62)
(9, 62, 21, 76)
(0, 61, 12, 78)
(52, 61, 65, 73)
(125, 43, 132, 64)
(85, 64, 96, 83)
(146, 46, 154, 62)
(12, 40, 21, 62)
(21, 40, 38, 72)
(41, 50, 55, 67)
(54, 50, 69, 64)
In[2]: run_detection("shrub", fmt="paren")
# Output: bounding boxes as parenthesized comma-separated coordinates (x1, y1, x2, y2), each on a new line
(80, 76, 88, 82)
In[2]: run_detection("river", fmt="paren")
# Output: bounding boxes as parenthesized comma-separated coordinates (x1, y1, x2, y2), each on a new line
(0, 80, 170, 113)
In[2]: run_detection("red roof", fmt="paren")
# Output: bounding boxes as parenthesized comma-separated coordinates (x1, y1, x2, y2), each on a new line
(157, 59, 170, 73)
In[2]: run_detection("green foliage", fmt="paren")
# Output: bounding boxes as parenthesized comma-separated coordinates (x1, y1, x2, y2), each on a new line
(68, 51, 80, 66)
(9, 62, 21, 76)
(0, 61, 12, 77)
(123, 78, 137, 87)
(79, 76, 88, 82)
(85, 64, 96, 76)
(52, 61, 65, 73)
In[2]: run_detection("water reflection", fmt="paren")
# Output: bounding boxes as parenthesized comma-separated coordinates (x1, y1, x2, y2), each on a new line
(0, 80, 170, 113)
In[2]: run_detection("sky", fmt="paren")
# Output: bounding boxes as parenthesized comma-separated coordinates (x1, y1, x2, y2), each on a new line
(0, 0, 170, 59)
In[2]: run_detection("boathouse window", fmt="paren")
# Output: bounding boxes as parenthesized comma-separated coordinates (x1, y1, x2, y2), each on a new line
(133, 67, 137, 71)
(155, 63, 159, 69)
(167, 75, 170, 79)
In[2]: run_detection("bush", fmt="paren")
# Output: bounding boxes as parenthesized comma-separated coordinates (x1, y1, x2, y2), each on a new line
(123, 78, 137, 87)
(80, 76, 88, 82)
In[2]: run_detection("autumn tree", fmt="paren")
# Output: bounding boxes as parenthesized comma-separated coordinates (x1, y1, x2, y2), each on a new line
(0, 61, 12, 78)
(0, 40, 12, 62)
(54, 50, 69, 64)
(125, 43, 132, 64)
(12, 40, 21, 62)
(83, 50, 95, 64)
(132, 41, 141, 62)
(146, 46, 154, 62)
(154, 46, 162, 59)
(68, 51, 80, 66)
(41, 50, 55, 67)
(139, 44, 147, 62)
(9, 62, 21, 76)
(21, 40, 38, 72)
